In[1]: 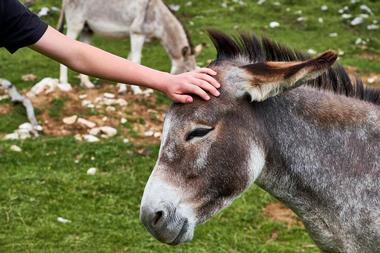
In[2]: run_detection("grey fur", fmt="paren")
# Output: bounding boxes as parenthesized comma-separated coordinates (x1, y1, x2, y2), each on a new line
(140, 33, 380, 252)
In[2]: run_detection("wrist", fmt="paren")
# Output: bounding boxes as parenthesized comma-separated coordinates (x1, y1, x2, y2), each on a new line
(151, 71, 174, 94)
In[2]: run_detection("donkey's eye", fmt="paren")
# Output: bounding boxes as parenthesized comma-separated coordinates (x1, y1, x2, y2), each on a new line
(186, 128, 214, 141)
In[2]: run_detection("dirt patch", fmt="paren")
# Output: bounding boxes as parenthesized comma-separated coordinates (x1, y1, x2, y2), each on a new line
(263, 202, 303, 228)
(345, 66, 380, 88)
(1, 83, 168, 144)
(359, 51, 380, 62)
(0, 104, 12, 115)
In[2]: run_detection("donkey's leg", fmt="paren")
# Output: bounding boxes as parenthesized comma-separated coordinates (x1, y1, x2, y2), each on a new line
(78, 29, 95, 89)
(59, 23, 84, 87)
(125, 33, 146, 95)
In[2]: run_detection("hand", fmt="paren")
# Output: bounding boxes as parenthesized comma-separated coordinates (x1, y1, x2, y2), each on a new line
(162, 68, 221, 103)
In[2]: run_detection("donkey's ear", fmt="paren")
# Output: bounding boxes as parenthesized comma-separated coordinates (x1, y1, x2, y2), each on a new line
(237, 51, 337, 101)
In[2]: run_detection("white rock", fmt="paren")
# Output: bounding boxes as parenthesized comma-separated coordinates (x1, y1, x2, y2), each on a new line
(321, 5, 328, 11)
(355, 38, 364, 45)
(0, 95, 9, 101)
(10, 145, 22, 152)
(341, 14, 352, 19)
(89, 128, 101, 136)
(62, 115, 78, 125)
(123, 138, 130, 144)
(168, 4, 180, 12)
(106, 106, 116, 112)
(100, 127, 117, 137)
(360, 4, 373, 15)
(351, 17, 363, 26)
(83, 134, 100, 143)
(57, 217, 71, 224)
(257, 0, 266, 5)
(34, 125, 43, 132)
(307, 49, 317, 55)
(74, 134, 82, 141)
(338, 6, 349, 14)
(121, 118, 127, 124)
(367, 76, 377, 84)
(329, 33, 338, 37)
(153, 132, 161, 138)
(79, 94, 88, 100)
(117, 83, 127, 94)
(144, 130, 154, 137)
(90, 127, 117, 138)
(37, 7, 49, 17)
(51, 6, 60, 12)
(103, 92, 115, 99)
(269, 21, 280, 28)
(297, 16, 307, 22)
(117, 98, 128, 107)
(19, 122, 33, 131)
(4, 133, 19, 140)
(77, 118, 96, 128)
(367, 24, 379, 30)
(318, 17, 324, 23)
(338, 49, 345, 56)
(17, 129, 32, 140)
(87, 167, 97, 175)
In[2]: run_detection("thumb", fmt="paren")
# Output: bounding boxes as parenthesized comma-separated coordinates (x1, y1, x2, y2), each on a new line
(173, 94, 193, 103)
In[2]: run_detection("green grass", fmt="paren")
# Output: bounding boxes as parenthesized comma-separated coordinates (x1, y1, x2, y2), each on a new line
(1, 0, 379, 252)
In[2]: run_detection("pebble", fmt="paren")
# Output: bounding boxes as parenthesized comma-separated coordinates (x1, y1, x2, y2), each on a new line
(269, 21, 280, 28)
(57, 217, 71, 224)
(10, 145, 22, 152)
(87, 167, 97, 175)
(77, 118, 96, 128)
(351, 17, 363, 26)
(83, 134, 100, 143)
(321, 5, 328, 11)
(62, 115, 78, 125)
(103, 93, 115, 99)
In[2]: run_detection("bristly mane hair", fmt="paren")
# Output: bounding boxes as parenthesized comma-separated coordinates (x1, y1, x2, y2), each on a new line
(207, 30, 380, 105)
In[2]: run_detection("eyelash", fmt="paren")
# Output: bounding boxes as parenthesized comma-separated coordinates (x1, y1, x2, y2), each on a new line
(186, 128, 214, 141)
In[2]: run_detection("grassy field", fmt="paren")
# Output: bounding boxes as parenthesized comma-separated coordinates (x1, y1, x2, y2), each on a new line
(1, 0, 379, 252)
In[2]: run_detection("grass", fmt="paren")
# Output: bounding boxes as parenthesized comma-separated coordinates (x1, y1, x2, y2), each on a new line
(1, 0, 379, 252)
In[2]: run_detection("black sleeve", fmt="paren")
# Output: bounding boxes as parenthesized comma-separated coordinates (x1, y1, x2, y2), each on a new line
(0, 0, 48, 53)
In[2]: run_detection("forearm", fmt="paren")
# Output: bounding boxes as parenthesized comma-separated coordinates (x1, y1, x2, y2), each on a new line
(69, 41, 170, 90)
(31, 26, 170, 91)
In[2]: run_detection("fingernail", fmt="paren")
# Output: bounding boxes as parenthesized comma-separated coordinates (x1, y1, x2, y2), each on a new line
(215, 91, 220, 96)
(187, 97, 193, 103)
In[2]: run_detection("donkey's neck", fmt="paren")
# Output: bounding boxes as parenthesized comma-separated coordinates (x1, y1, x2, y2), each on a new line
(158, 6, 191, 60)
(254, 86, 380, 252)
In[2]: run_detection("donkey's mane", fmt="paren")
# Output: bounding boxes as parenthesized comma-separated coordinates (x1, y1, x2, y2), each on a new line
(208, 31, 380, 105)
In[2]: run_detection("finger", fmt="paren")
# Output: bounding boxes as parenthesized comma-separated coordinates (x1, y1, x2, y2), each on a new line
(184, 83, 210, 101)
(195, 73, 221, 88)
(173, 94, 193, 103)
(192, 78, 220, 97)
(196, 68, 217, 76)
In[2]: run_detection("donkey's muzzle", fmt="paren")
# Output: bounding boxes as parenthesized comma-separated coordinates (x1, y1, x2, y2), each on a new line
(140, 203, 189, 245)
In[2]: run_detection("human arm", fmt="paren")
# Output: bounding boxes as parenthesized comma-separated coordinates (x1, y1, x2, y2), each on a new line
(30, 26, 220, 103)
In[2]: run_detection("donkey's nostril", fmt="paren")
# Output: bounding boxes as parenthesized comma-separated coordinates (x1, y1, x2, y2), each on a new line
(152, 210, 164, 226)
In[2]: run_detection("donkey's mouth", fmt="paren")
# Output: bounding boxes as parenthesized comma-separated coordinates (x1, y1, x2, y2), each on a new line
(169, 219, 189, 245)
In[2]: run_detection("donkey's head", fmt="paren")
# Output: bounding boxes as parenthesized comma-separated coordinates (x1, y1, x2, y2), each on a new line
(140, 32, 337, 245)
(170, 45, 202, 74)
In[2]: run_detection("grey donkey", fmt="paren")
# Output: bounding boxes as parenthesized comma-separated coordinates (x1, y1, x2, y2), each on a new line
(57, 0, 199, 93)
(140, 31, 380, 253)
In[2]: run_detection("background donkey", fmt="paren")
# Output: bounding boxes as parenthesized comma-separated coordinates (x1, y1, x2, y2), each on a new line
(58, 0, 198, 92)
(140, 31, 380, 252)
